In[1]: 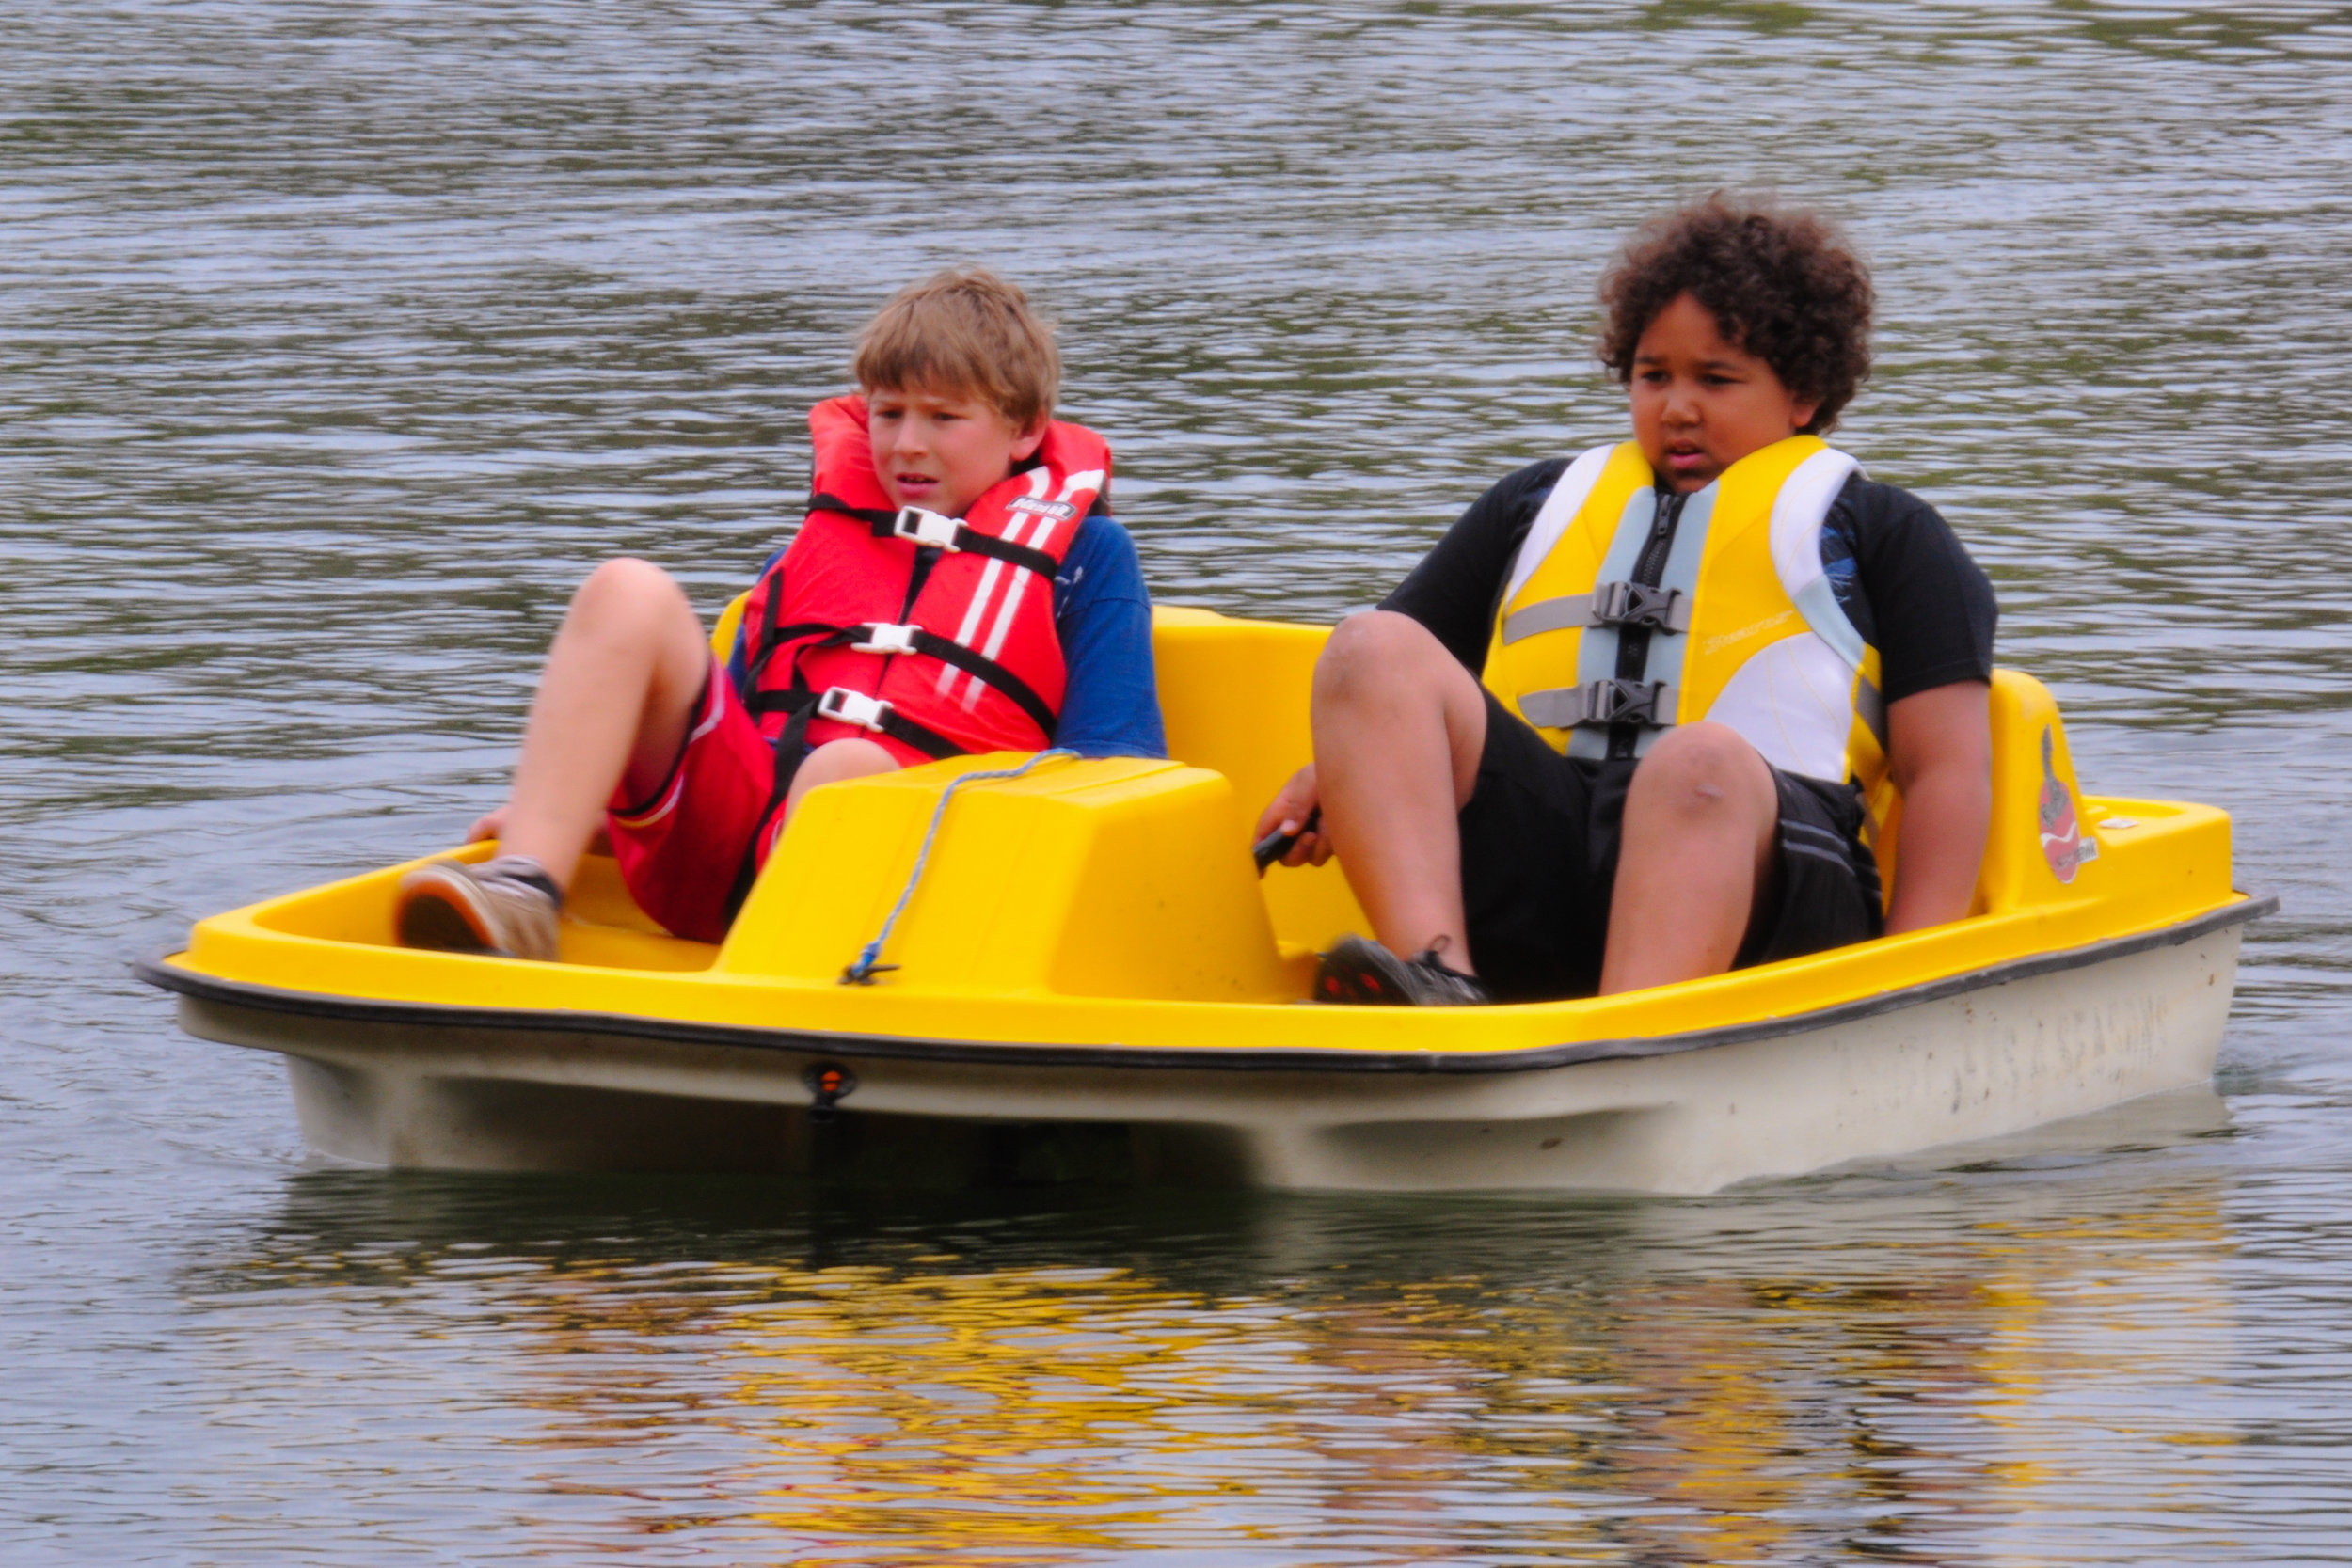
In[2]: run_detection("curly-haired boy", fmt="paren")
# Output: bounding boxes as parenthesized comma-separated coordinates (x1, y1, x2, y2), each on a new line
(1258, 198, 1997, 1004)
(395, 267, 1164, 959)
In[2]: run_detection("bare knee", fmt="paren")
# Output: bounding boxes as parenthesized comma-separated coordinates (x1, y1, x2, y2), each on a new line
(570, 557, 691, 628)
(1629, 723, 1773, 820)
(1313, 610, 1486, 804)
(787, 738, 900, 808)
(558, 559, 709, 683)
(1314, 610, 1449, 705)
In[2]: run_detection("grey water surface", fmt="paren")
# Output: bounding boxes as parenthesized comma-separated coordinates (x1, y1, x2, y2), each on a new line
(6, 2, 2352, 1562)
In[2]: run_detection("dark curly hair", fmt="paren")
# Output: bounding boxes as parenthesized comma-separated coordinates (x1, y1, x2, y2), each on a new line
(1597, 197, 1873, 434)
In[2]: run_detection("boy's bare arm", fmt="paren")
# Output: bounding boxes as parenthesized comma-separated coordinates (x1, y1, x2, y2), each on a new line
(1883, 681, 1993, 935)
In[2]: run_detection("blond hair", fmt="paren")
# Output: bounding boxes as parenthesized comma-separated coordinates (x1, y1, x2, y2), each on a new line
(852, 266, 1060, 431)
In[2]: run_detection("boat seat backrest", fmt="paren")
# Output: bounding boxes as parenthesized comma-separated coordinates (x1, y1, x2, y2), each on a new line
(707, 597, 2121, 945)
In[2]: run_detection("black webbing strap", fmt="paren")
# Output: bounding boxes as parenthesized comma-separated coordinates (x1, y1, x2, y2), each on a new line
(809, 491, 900, 530)
(723, 696, 818, 926)
(745, 620, 854, 693)
(937, 527, 1059, 578)
(861, 704, 964, 761)
(741, 562, 792, 690)
(743, 623, 1057, 737)
(814, 492, 1061, 578)
(887, 627, 1056, 735)
(743, 674, 965, 752)
(882, 504, 1065, 578)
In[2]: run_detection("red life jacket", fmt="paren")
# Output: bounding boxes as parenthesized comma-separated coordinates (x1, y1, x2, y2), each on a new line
(737, 394, 1111, 773)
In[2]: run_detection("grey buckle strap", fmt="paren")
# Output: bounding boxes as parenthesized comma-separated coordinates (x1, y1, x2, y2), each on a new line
(1501, 582, 1690, 644)
(1500, 596, 1587, 644)
(1519, 678, 1676, 730)
(1590, 580, 1690, 632)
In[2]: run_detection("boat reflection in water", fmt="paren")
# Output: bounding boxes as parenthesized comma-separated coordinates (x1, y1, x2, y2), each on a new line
(198, 1088, 2242, 1561)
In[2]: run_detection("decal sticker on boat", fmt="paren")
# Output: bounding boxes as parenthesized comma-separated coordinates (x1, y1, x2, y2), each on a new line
(2039, 724, 2098, 883)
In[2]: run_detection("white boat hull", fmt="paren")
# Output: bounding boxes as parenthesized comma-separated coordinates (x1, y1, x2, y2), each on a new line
(167, 919, 2246, 1195)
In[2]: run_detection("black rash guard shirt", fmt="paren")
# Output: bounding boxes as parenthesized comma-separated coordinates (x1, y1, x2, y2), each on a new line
(1379, 456, 1998, 705)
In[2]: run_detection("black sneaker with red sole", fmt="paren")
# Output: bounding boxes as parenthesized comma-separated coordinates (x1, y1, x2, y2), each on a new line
(1312, 934, 1492, 1006)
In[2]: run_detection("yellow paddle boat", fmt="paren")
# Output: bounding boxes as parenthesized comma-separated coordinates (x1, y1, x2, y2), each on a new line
(139, 606, 2271, 1193)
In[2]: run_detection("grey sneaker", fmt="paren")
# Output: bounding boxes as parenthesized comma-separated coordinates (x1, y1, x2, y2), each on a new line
(1313, 934, 1492, 1006)
(395, 855, 562, 961)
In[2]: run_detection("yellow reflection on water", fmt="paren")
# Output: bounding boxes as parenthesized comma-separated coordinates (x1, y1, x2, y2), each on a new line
(729, 1265, 1244, 1557)
(560, 1187, 2217, 1561)
(235, 1120, 2243, 1562)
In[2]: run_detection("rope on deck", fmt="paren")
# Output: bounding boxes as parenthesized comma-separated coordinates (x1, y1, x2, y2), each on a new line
(839, 749, 1080, 986)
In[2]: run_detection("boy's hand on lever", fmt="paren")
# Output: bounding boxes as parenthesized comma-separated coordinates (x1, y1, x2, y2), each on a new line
(1253, 765, 1331, 868)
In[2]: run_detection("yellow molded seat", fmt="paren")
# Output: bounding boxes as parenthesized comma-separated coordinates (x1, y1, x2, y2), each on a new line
(717, 752, 1300, 1002)
(692, 597, 2219, 1000)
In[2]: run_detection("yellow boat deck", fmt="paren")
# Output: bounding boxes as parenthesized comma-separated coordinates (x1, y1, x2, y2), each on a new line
(150, 609, 2261, 1063)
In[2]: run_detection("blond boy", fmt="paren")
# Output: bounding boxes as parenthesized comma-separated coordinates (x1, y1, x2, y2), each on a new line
(398, 268, 1164, 958)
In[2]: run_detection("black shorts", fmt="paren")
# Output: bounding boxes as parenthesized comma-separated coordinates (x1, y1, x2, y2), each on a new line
(1458, 690, 1884, 1002)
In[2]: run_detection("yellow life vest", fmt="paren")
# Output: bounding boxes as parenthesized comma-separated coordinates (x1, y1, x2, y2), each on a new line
(1481, 435, 1894, 838)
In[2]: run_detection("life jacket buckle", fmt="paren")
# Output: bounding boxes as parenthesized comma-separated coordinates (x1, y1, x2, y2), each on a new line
(1522, 678, 1676, 731)
(817, 687, 895, 732)
(1588, 581, 1690, 632)
(850, 622, 923, 656)
(892, 506, 964, 550)
(1578, 677, 1673, 726)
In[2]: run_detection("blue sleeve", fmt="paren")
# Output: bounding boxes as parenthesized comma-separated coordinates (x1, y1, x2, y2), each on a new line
(1049, 515, 1167, 759)
(723, 546, 790, 698)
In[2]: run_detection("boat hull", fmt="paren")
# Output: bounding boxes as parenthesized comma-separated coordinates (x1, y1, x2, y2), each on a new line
(163, 915, 2246, 1194)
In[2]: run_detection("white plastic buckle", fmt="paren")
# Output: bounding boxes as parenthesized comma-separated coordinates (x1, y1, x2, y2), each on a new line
(816, 687, 894, 732)
(892, 506, 963, 549)
(850, 622, 922, 655)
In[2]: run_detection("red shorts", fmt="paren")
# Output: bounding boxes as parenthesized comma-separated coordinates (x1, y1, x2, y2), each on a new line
(605, 662, 789, 943)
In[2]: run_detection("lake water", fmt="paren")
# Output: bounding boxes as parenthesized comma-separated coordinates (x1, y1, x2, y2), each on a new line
(6, 2, 2352, 1561)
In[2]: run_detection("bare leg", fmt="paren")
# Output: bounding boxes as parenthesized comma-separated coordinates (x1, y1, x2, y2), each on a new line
(787, 738, 899, 811)
(1599, 721, 1779, 994)
(496, 558, 713, 892)
(1311, 610, 1489, 970)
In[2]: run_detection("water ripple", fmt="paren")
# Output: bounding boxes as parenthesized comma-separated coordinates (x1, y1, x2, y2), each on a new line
(6, 2, 2352, 1560)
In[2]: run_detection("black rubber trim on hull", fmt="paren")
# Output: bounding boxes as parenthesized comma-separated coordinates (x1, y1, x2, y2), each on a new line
(136, 895, 2276, 1078)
